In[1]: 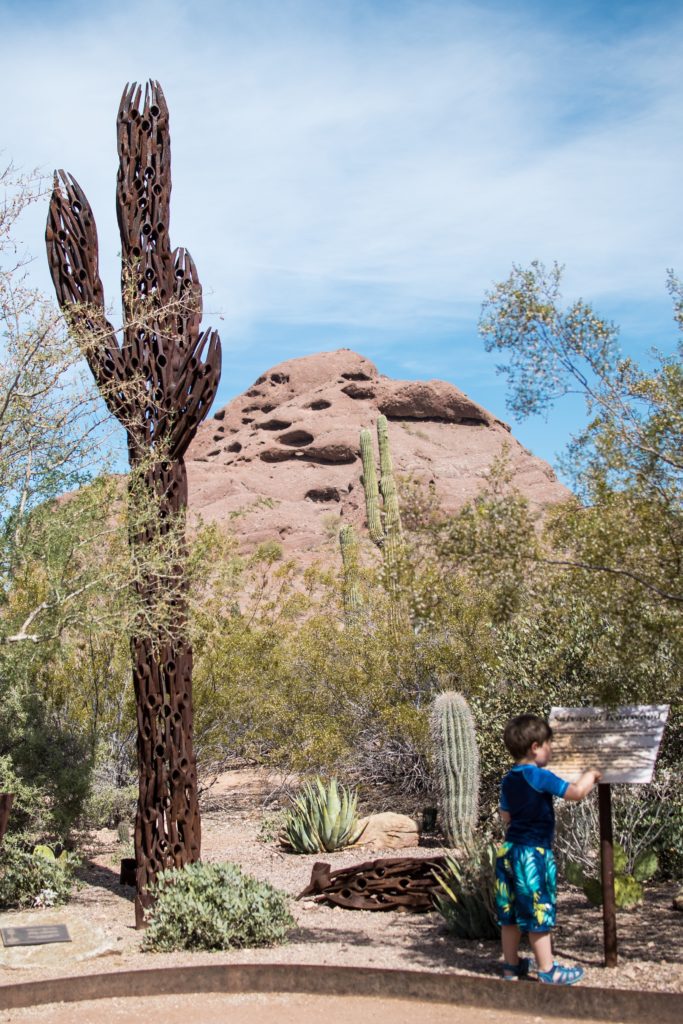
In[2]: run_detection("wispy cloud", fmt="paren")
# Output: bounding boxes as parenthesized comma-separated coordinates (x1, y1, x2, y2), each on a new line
(2, 1, 681, 365)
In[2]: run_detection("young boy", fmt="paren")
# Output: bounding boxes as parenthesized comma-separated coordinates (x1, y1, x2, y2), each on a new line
(496, 713, 601, 985)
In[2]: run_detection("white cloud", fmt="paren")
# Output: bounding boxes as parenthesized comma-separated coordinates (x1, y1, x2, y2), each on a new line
(2, 0, 682, 344)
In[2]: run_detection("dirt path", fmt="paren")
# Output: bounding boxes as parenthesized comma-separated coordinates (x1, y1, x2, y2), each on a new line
(0, 991, 614, 1024)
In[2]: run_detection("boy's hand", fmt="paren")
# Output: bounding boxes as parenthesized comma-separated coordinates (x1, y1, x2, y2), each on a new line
(565, 768, 602, 801)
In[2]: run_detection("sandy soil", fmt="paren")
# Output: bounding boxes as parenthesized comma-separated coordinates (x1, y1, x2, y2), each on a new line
(0, 991, 617, 1024)
(0, 767, 681, 995)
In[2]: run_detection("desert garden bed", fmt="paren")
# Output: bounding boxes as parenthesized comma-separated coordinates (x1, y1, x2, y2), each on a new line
(0, 767, 681, 994)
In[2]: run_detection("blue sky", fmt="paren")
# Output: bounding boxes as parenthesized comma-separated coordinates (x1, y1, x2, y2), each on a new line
(2, 0, 682, 473)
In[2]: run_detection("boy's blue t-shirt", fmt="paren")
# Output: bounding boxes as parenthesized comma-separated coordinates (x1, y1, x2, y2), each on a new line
(500, 764, 569, 847)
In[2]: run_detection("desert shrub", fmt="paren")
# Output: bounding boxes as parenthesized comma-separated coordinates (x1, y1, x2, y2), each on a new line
(80, 782, 137, 829)
(432, 842, 500, 939)
(142, 861, 295, 952)
(257, 809, 288, 844)
(566, 841, 658, 910)
(0, 683, 94, 842)
(555, 768, 683, 881)
(0, 836, 78, 909)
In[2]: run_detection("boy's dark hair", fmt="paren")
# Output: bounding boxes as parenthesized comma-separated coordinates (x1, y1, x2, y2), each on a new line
(503, 714, 553, 760)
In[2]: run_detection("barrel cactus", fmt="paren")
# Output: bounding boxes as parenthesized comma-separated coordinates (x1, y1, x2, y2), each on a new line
(282, 778, 364, 854)
(429, 691, 480, 848)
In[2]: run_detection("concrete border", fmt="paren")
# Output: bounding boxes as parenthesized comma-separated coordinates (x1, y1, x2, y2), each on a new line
(1, 964, 682, 1021)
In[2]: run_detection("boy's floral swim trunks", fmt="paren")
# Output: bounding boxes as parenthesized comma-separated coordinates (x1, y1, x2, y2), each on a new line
(495, 842, 557, 932)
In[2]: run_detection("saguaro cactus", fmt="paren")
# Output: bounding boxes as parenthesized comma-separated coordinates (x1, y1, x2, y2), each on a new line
(359, 415, 406, 625)
(338, 523, 362, 620)
(429, 691, 480, 848)
(45, 82, 221, 926)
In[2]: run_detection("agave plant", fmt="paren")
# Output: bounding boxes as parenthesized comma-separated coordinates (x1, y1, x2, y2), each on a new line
(432, 842, 500, 940)
(282, 777, 364, 854)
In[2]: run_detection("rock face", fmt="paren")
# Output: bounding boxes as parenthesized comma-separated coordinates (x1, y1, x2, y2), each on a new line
(186, 349, 568, 560)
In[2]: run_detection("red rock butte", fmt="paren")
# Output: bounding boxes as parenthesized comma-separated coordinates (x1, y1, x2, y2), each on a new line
(187, 349, 568, 561)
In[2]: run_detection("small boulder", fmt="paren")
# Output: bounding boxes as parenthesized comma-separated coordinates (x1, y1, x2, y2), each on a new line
(353, 812, 420, 851)
(673, 887, 683, 911)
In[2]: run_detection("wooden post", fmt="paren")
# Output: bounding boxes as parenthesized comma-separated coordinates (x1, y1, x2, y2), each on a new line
(0, 793, 14, 845)
(598, 782, 618, 967)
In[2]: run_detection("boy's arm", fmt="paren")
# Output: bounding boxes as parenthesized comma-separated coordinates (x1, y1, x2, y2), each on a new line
(564, 769, 602, 802)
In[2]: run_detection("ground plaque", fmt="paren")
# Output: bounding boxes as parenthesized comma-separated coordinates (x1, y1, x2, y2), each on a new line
(548, 704, 669, 969)
(548, 705, 669, 784)
(1, 924, 71, 947)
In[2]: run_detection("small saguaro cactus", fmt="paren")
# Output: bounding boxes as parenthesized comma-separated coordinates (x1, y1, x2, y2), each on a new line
(429, 690, 480, 848)
(338, 523, 362, 620)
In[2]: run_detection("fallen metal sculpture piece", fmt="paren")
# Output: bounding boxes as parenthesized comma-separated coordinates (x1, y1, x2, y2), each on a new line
(297, 855, 447, 911)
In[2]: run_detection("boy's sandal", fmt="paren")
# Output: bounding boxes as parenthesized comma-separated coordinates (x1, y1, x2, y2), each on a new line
(502, 957, 531, 981)
(537, 961, 584, 986)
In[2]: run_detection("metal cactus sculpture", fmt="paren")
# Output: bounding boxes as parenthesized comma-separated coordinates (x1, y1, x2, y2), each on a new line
(45, 82, 221, 926)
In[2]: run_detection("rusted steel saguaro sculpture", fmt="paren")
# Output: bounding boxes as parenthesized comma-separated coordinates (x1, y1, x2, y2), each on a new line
(45, 82, 221, 926)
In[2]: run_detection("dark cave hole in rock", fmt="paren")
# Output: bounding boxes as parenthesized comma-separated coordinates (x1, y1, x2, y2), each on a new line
(306, 487, 341, 502)
(213, 433, 224, 442)
(259, 449, 295, 463)
(279, 430, 314, 447)
(207, 449, 221, 457)
(269, 372, 290, 384)
(307, 399, 332, 410)
(227, 441, 242, 452)
(383, 413, 488, 427)
(341, 371, 373, 381)
(242, 417, 254, 425)
(342, 384, 375, 400)
(213, 409, 226, 421)
(258, 419, 292, 431)
(260, 446, 356, 465)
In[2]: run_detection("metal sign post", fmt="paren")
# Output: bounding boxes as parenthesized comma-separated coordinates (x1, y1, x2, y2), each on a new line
(549, 705, 669, 970)
(598, 783, 617, 967)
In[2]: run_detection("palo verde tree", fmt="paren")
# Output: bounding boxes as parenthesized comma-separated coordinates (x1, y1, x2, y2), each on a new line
(479, 260, 682, 609)
(46, 82, 221, 925)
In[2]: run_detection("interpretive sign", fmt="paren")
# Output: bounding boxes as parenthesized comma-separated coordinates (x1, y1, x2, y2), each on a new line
(1, 924, 71, 947)
(548, 704, 669, 968)
(548, 705, 669, 784)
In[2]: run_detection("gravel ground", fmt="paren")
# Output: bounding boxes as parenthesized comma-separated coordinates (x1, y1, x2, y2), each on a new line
(0, 768, 681, 993)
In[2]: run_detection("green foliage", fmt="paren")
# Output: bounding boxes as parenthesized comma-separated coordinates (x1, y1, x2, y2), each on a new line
(80, 783, 137, 829)
(282, 777, 364, 854)
(0, 835, 78, 909)
(142, 861, 295, 952)
(429, 691, 480, 847)
(556, 769, 683, 882)
(432, 843, 500, 939)
(257, 809, 288, 844)
(567, 842, 658, 911)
